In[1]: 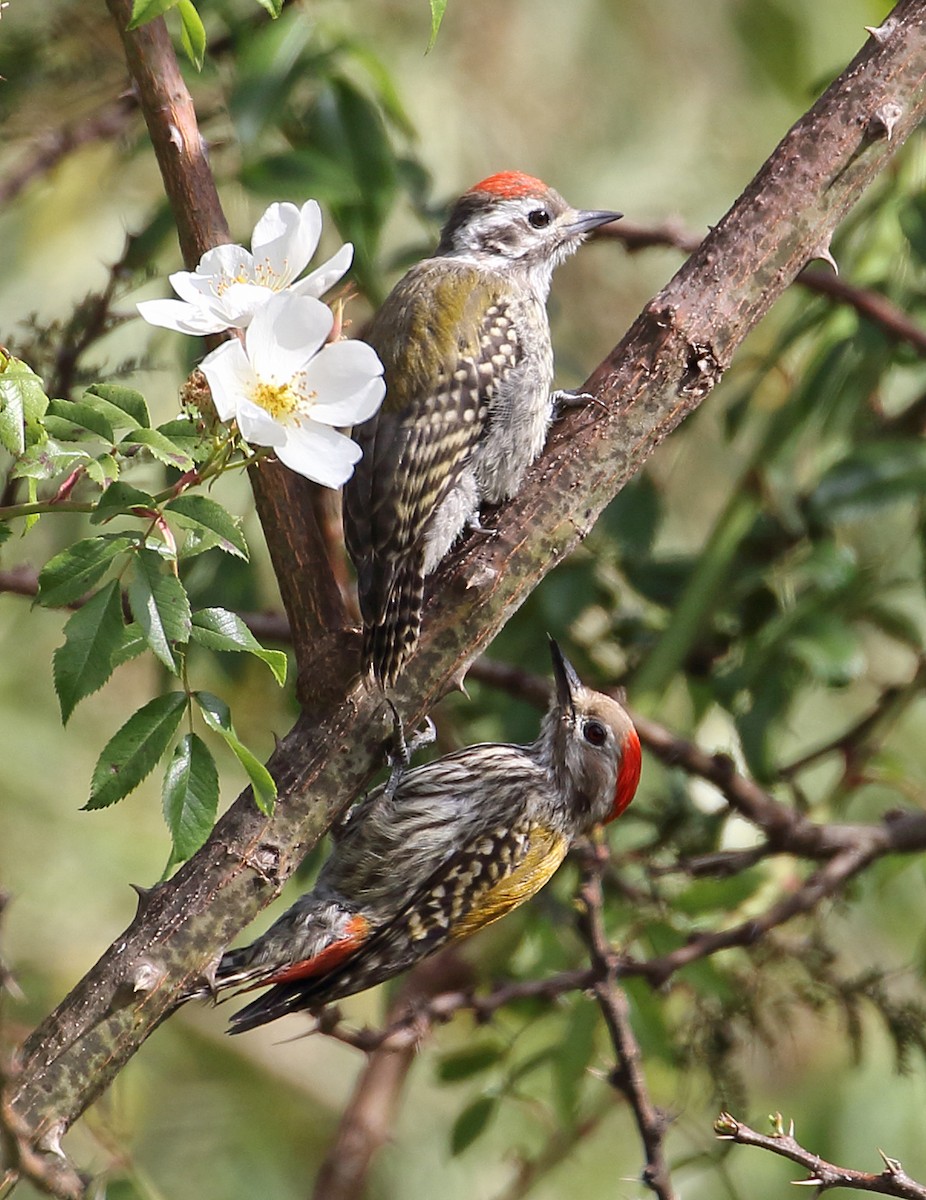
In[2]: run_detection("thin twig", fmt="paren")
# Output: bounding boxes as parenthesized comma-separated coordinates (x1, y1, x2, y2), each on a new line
(575, 843, 677, 1200)
(599, 219, 926, 357)
(311, 950, 472, 1200)
(715, 1112, 926, 1199)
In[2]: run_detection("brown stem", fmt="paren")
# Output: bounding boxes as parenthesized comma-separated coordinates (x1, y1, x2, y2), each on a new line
(104, 0, 350, 695)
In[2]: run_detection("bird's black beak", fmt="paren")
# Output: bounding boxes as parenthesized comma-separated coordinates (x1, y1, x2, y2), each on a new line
(549, 637, 581, 717)
(569, 209, 622, 235)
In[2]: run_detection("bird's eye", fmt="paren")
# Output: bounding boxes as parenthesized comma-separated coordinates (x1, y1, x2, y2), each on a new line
(528, 208, 551, 229)
(583, 720, 608, 747)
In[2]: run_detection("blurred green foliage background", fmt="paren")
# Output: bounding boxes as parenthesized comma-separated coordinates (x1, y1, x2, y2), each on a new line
(5, 1, 926, 1198)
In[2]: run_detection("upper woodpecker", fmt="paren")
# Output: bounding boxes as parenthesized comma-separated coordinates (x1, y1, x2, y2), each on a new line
(211, 641, 641, 1032)
(343, 172, 620, 687)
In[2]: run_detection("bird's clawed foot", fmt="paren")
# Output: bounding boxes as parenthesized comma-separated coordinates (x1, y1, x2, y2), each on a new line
(465, 509, 498, 541)
(384, 700, 436, 799)
(551, 387, 608, 418)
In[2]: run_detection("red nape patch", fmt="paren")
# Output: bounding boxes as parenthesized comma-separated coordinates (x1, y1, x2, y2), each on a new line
(608, 726, 642, 822)
(469, 171, 546, 199)
(262, 914, 369, 986)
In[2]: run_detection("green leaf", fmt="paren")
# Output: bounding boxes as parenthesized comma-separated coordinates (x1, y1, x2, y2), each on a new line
(427, 0, 448, 50)
(86, 691, 188, 809)
(450, 1095, 497, 1156)
(11, 440, 85, 482)
(195, 690, 276, 814)
(176, 0, 206, 68)
(166, 494, 249, 559)
(127, 0, 178, 28)
(436, 1042, 506, 1083)
(45, 398, 115, 442)
(122, 427, 195, 472)
(83, 384, 150, 430)
(190, 608, 286, 685)
(811, 441, 926, 524)
(253, 0, 283, 15)
(127, 549, 192, 672)
(53, 581, 126, 723)
(158, 417, 212, 463)
(552, 1000, 598, 1125)
(90, 480, 158, 525)
(0, 356, 49, 456)
(162, 733, 219, 858)
(37, 535, 134, 607)
(112, 622, 149, 668)
(85, 453, 120, 489)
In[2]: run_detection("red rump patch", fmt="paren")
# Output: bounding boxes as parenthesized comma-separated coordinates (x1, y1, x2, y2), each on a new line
(609, 726, 642, 822)
(470, 171, 546, 199)
(263, 914, 369, 986)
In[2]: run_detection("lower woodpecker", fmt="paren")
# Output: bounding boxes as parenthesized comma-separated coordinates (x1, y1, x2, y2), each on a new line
(212, 642, 641, 1032)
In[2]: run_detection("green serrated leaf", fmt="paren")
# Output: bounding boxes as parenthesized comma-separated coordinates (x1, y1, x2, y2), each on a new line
(37, 535, 134, 607)
(112, 622, 149, 669)
(176, 0, 206, 68)
(427, 0, 448, 50)
(11, 440, 83, 483)
(127, 549, 192, 672)
(85, 453, 120, 488)
(450, 1095, 497, 1156)
(86, 691, 188, 809)
(0, 522, 12, 546)
(127, 0, 179, 29)
(166, 494, 249, 559)
(0, 354, 49, 457)
(158, 417, 211, 463)
(190, 607, 286, 684)
(163, 733, 219, 858)
(122, 427, 195, 472)
(194, 690, 276, 814)
(46, 398, 115, 442)
(90, 480, 158, 525)
(83, 384, 150, 430)
(53, 581, 126, 724)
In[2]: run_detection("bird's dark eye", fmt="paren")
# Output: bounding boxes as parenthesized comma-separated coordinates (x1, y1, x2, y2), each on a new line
(528, 208, 551, 229)
(583, 720, 608, 747)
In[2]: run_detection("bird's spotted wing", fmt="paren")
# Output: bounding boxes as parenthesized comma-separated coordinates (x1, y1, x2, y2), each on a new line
(343, 262, 522, 683)
(228, 817, 567, 1030)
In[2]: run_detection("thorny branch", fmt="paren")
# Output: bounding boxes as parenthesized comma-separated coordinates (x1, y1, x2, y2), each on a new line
(714, 1112, 926, 1199)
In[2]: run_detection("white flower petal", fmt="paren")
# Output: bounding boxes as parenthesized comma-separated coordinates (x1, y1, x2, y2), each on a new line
(237, 398, 287, 448)
(246, 293, 333, 382)
(276, 421, 362, 487)
(137, 298, 228, 335)
(291, 242, 354, 299)
(197, 244, 256, 283)
(252, 201, 321, 284)
(199, 340, 253, 421)
(303, 342, 386, 425)
(214, 281, 275, 327)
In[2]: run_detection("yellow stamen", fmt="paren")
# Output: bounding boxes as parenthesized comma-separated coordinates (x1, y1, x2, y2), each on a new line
(252, 381, 300, 421)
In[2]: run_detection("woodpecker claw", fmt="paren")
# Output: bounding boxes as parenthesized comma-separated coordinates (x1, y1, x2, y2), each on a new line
(552, 388, 608, 418)
(383, 701, 436, 799)
(465, 509, 497, 540)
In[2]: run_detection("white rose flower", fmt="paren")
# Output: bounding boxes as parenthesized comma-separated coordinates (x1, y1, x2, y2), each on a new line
(199, 292, 385, 488)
